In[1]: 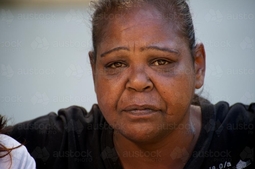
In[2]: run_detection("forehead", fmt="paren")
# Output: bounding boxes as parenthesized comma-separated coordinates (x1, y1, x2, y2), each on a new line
(97, 4, 185, 51)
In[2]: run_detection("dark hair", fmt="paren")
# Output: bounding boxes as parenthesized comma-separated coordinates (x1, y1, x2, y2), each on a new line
(89, 0, 209, 106)
(90, 0, 196, 61)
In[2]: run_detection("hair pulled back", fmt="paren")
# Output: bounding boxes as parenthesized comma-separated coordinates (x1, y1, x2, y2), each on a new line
(90, 0, 196, 60)
(89, 0, 209, 105)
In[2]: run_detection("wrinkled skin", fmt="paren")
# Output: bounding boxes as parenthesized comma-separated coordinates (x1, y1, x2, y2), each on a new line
(90, 4, 205, 169)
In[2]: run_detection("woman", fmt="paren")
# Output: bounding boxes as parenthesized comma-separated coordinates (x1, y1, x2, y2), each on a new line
(5, 0, 255, 169)
(0, 115, 36, 169)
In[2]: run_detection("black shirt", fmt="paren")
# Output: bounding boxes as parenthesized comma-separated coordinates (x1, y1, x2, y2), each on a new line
(7, 102, 255, 169)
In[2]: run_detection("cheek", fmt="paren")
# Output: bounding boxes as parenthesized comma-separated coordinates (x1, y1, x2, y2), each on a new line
(172, 77, 194, 106)
(94, 70, 126, 113)
(94, 79, 119, 126)
(154, 64, 196, 112)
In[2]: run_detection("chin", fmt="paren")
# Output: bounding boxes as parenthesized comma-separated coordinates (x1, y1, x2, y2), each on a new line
(116, 122, 167, 144)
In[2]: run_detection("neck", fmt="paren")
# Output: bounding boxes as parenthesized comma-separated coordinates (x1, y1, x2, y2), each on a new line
(113, 105, 201, 169)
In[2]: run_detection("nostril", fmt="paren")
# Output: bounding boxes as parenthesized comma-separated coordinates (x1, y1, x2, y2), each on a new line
(144, 86, 151, 91)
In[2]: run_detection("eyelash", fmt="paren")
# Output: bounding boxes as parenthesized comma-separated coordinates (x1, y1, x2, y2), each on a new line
(151, 59, 171, 66)
(106, 61, 127, 69)
(105, 58, 172, 69)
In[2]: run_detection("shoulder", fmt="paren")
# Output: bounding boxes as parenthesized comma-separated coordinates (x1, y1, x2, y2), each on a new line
(0, 134, 36, 169)
(57, 104, 103, 123)
(9, 104, 104, 135)
(214, 101, 255, 121)
(0, 133, 21, 147)
(7, 105, 106, 144)
(198, 102, 255, 169)
(6, 105, 107, 168)
(213, 101, 255, 131)
(202, 101, 255, 135)
(201, 101, 255, 126)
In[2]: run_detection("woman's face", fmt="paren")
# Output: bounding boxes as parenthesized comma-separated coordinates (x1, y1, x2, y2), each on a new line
(90, 5, 204, 143)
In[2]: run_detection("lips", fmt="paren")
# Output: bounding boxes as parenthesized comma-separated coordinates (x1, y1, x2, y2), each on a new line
(121, 104, 160, 116)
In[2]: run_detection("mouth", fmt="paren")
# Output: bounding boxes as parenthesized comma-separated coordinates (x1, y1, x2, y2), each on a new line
(122, 105, 160, 117)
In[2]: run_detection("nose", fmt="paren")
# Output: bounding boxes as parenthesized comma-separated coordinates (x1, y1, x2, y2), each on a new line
(126, 66, 153, 92)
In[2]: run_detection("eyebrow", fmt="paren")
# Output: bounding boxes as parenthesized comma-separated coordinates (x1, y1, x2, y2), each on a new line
(140, 46, 179, 55)
(100, 45, 179, 57)
(100, 47, 130, 57)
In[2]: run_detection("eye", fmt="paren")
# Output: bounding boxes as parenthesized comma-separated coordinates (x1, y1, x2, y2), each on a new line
(152, 59, 170, 66)
(106, 62, 126, 69)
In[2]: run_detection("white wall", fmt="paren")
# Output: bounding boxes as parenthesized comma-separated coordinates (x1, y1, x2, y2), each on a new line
(1, 1, 255, 124)
(189, 0, 255, 105)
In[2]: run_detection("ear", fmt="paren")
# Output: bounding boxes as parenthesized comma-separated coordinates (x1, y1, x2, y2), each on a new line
(89, 51, 96, 82)
(194, 43, 206, 89)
